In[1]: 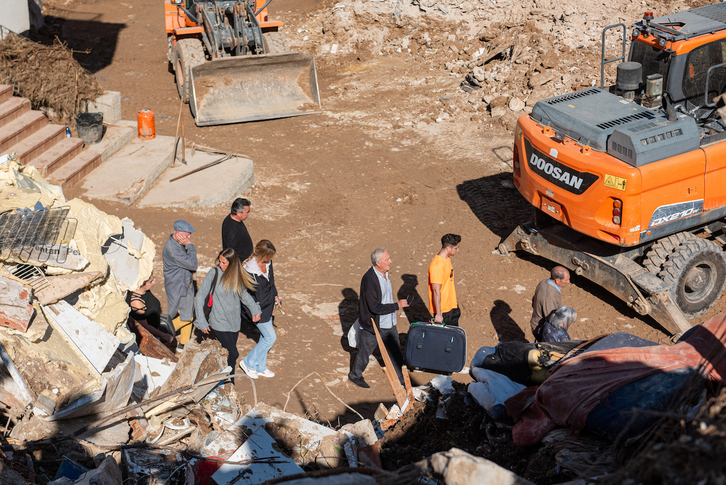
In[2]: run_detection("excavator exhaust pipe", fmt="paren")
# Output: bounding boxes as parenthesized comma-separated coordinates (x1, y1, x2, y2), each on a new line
(190, 52, 321, 126)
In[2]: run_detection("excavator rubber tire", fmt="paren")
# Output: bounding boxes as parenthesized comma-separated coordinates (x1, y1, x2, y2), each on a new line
(642, 232, 696, 275)
(263, 32, 290, 54)
(173, 38, 206, 104)
(659, 238, 726, 318)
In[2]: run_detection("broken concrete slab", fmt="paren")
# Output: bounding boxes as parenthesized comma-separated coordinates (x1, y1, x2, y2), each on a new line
(428, 448, 535, 485)
(78, 133, 175, 205)
(136, 151, 255, 210)
(83, 91, 122, 125)
(42, 301, 120, 375)
(34, 271, 102, 305)
(233, 403, 336, 466)
(82, 122, 136, 165)
(0, 275, 34, 331)
(212, 426, 304, 485)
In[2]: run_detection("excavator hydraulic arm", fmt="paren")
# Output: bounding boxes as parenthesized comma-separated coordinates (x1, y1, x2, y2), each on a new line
(498, 223, 692, 336)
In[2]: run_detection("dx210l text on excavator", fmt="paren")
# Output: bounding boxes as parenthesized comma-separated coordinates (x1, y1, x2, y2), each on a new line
(499, 3, 726, 336)
(164, 0, 321, 126)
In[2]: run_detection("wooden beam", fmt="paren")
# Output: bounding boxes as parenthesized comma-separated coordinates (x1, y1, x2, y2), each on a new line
(371, 319, 408, 411)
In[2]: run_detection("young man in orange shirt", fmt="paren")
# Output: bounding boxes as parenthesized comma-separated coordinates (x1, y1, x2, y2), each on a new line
(428, 234, 461, 326)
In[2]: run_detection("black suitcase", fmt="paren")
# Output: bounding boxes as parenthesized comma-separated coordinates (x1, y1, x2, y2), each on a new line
(405, 323, 467, 374)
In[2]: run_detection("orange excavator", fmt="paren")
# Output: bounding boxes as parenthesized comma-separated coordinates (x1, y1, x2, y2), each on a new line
(164, 0, 320, 125)
(499, 3, 726, 335)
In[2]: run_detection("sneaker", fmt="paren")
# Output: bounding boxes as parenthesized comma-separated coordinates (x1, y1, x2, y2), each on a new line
(259, 369, 275, 378)
(239, 361, 258, 379)
(349, 376, 370, 389)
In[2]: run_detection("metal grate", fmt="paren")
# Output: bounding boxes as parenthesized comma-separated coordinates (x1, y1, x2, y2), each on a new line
(547, 88, 600, 105)
(7, 264, 50, 293)
(0, 207, 77, 264)
(596, 111, 655, 130)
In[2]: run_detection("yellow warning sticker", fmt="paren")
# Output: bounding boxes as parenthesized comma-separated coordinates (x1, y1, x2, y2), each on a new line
(604, 174, 627, 191)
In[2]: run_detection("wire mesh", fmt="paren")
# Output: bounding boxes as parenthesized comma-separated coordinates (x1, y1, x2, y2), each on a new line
(0, 206, 76, 263)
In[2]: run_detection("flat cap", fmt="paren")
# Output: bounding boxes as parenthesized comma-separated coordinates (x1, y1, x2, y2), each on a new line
(173, 220, 195, 233)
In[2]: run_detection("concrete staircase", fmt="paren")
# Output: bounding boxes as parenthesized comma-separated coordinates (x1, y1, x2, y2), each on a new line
(0, 84, 101, 189)
(0, 85, 256, 209)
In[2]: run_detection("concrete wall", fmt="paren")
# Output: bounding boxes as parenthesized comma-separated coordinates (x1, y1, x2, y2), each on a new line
(0, 0, 33, 38)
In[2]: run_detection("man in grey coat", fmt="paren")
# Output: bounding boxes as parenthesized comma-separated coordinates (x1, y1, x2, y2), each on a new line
(163, 220, 198, 348)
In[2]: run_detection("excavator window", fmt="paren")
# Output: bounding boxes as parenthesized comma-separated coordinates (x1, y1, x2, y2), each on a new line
(630, 41, 671, 90)
(682, 38, 726, 108)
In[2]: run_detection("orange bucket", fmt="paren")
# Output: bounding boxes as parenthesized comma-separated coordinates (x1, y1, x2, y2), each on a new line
(138, 109, 155, 139)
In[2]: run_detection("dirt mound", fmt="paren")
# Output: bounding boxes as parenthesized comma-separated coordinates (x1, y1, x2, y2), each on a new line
(0, 32, 102, 124)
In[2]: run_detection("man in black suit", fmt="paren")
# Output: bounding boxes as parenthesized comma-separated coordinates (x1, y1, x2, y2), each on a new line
(348, 248, 409, 389)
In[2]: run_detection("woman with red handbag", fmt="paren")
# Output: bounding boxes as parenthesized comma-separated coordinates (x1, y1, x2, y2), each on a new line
(195, 248, 261, 371)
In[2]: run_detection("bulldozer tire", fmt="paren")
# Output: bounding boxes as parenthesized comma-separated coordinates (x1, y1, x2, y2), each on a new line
(642, 232, 696, 275)
(659, 238, 726, 318)
(263, 32, 290, 54)
(173, 39, 205, 104)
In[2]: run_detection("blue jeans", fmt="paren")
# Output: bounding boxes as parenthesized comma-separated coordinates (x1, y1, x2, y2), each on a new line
(243, 319, 277, 372)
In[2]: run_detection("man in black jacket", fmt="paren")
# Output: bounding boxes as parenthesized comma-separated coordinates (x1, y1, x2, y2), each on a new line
(222, 198, 253, 261)
(348, 248, 409, 389)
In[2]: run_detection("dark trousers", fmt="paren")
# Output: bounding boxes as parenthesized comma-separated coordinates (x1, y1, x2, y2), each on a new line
(349, 326, 405, 384)
(442, 308, 461, 327)
(211, 329, 239, 372)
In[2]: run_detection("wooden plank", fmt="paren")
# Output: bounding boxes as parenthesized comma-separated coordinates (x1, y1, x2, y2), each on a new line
(371, 319, 408, 411)
(43, 301, 120, 375)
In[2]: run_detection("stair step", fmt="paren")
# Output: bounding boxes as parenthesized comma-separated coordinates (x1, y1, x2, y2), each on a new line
(31, 137, 84, 176)
(0, 85, 13, 105)
(0, 97, 31, 128)
(46, 151, 102, 189)
(0, 111, 48, 153)
(2, 124, 66, 165)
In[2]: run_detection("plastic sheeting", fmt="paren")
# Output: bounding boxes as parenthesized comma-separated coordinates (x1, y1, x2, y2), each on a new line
(509, 315, 726, 446)
(469, 368, 526, 419)
(0, 159, 66, 212)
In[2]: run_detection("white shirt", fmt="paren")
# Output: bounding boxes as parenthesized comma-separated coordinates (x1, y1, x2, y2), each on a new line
(373, 267, 396, 329)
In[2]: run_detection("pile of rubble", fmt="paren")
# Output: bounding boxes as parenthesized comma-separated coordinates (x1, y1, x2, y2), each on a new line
(296, 0, 701, 129)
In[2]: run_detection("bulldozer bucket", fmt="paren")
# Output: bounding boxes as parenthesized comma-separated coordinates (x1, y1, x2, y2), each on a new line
(190, 52, 321, 126)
